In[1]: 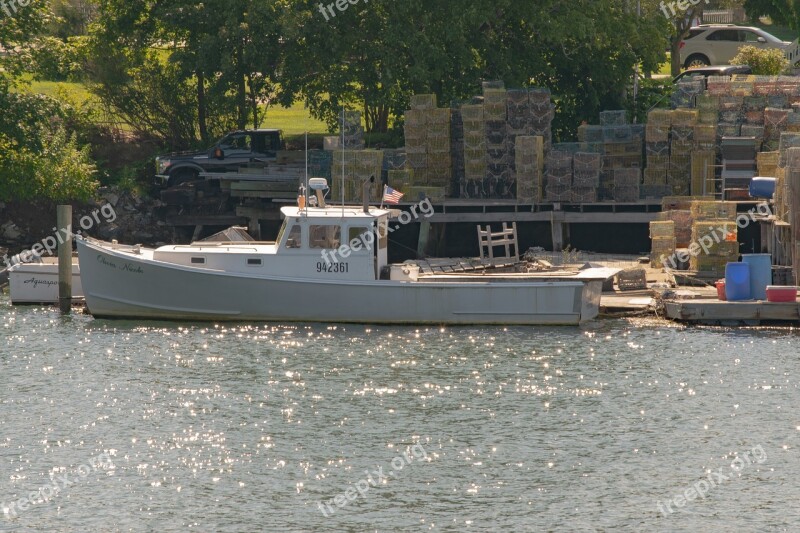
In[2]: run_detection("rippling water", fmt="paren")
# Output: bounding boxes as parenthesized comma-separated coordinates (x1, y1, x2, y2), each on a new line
(1, 294, 800, 532)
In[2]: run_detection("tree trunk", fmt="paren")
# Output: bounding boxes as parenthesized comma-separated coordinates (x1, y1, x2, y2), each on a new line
(671, 39, 683, 77)
(364, 103, 389, 133)
(671, 7, 704, 77)
(246, 73, 260, 128)
(235, 46, 247, 130)
(197, 70, 208, 144)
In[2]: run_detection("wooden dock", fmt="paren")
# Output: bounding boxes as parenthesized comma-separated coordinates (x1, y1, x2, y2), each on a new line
(664, 298, 800, 325)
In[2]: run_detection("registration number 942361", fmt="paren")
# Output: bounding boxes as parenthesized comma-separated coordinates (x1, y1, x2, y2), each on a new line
(317, 262, 349, 273)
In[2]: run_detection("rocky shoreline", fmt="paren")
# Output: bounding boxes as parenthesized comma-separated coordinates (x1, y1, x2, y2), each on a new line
(0, 187, 174, 261)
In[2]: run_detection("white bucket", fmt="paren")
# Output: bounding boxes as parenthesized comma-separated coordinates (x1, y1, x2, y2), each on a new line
(390, 263, 419, 281)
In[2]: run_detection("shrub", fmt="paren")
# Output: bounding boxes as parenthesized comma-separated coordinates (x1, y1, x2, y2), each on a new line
(731, 45, 790, 75)
(0, 80, 97, 202)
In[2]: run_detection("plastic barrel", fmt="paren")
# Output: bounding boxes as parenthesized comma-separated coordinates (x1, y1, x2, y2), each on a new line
(742, 254, 772, 300)
(749, 177, 776, 200)
(725, 262, 751, 301)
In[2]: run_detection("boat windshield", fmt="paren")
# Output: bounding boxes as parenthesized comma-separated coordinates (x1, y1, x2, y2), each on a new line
(275, 220, 288, 246)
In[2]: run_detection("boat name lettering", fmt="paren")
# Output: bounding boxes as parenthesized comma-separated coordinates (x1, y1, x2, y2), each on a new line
(121, 263, 143, 274)
(97, 255, 117, 269)
(23, 277, 59, 288)
(96, 255, 141, 274)
(317, 262, 349, 274)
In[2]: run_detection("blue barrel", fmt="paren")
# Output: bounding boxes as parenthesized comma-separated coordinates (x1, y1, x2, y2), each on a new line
(725, 262, 751, 301)
(742, 254, 772, 300)
(749, 177, 776, 199)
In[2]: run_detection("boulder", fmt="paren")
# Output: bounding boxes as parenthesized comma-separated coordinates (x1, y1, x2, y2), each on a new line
(1, 221, 23, 241)
(97, 223, 123, 241)
(132, 231, 154, 242)
(101, 192, 120, 207)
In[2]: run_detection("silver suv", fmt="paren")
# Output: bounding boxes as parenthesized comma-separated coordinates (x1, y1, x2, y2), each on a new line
(679, 25, 800, 69)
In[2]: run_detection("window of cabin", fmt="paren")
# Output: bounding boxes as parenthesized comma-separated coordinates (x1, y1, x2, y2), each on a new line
(309, 225, 341, 249)
(191, 257, 205, 264)
(348, 227, 372, 252)
(285, 225, 303, 249)
(247, 258, 262, 266)
(378, 221, 388, 250)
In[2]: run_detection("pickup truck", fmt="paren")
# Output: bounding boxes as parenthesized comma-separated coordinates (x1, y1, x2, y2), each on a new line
(155, 129, 284, 187)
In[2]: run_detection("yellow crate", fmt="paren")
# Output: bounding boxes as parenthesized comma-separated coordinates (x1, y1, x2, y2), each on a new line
(689, 255, 730, 273)
(410, 94, 437, 109)
(692, 220, 738, 242)
(407, 186, 447, 202)
(649, 221, 675, 239)
(690, 201, 737, 220)
(672, 109, 699, 126)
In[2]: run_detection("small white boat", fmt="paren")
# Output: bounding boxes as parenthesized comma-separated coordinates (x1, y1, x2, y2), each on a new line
(8, 257, 83, 304)
(76, 195, 604, 325)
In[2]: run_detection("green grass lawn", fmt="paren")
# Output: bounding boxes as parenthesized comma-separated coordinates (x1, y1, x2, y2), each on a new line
(262, 102, 329, 135)
(27, 78, 94, 104)
(657, 53, 672, 76)
(21, 76, 330, 136)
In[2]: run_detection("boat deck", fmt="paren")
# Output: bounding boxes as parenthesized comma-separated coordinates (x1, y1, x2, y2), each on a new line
(413, 257, 518, 275)
(664, 298, 800, 325)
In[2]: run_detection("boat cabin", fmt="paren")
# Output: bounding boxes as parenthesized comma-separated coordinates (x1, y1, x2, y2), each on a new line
(152, 205, 392, 281)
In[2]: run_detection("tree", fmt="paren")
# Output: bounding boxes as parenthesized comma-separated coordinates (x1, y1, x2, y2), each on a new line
(279, 0, 666, 134)
(743, 0, 799, 29)
(651, 0, 742, 76)
(0, 0, 97, 201)
(86, 0, 283, 147)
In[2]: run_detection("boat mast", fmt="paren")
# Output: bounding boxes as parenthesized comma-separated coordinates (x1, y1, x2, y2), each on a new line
(341, 107, 345, 217)
(304, 131, 309, 216)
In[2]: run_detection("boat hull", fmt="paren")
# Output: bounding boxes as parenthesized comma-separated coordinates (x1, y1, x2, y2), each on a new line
(8, 261, 83, 304)
(77, 238, 600, 325)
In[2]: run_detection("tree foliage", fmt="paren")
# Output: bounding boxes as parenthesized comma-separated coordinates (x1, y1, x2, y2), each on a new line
(0, 1, 97, 201)
(743, 0, 800, 29)
(281, 0, 666, 136)
(0, 80, 97, 201)
(86, 0, 283, 148)
(43, 0, 670, 145)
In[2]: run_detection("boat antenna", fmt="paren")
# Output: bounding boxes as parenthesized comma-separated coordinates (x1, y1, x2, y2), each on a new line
(341, 106, 345, 218)
(304, 130, 309, 217)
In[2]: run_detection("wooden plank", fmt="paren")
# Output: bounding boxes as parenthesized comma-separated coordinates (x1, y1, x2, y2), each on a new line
(166, 215, 247, 226)
(235, 206, 283, 221)
(230, 181, 298, 191)
(230, 190, 295, 199)
(427, 212, 659, 223)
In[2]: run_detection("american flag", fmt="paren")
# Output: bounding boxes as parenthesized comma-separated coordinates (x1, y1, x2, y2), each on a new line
(383, 186, 404, 204)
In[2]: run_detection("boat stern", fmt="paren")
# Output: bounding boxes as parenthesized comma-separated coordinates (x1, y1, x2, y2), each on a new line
(580, 280, 603, 322)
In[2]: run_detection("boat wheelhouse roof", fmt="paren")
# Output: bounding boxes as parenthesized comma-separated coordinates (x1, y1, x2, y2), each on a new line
(280, 206, 393, 220)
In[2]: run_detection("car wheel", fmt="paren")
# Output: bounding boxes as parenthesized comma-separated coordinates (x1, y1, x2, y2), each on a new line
(167, 168, 199, 187)
(684, 54, 710, 69)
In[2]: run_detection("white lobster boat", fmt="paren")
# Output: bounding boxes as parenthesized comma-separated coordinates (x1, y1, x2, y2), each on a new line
(76, 194, 603, 325)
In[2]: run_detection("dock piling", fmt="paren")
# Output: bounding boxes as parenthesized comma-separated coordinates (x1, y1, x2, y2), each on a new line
(57, 205, 72, 314)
